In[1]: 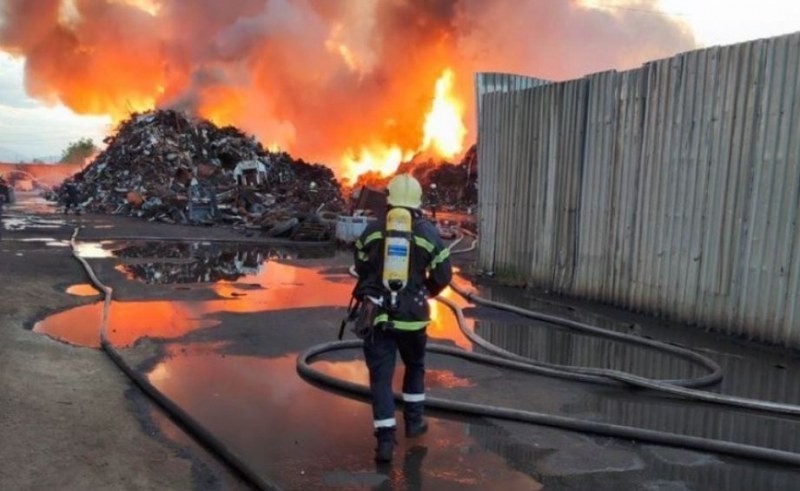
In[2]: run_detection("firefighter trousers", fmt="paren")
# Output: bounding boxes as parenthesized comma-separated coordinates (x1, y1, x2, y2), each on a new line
(363, 324, 427, 429)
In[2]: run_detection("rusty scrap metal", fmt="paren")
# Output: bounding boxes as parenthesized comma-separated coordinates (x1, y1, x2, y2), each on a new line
(70, 109, 344, 240)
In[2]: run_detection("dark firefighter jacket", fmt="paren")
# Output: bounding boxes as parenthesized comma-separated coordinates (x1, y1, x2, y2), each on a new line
(353, 210, 453, 331)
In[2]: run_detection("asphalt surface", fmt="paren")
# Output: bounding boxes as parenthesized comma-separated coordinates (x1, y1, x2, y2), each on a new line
(5, 192, 800, 490)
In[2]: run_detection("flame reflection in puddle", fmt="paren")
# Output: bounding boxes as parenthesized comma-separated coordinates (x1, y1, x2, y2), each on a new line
(65, 283, 100, 297)
(34, 260, 475, 352)
(33, 301, 222, 348)
(74, 241, 116, 258)
(145, 344, 539, 490)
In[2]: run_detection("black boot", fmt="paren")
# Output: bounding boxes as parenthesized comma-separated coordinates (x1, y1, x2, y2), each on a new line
(404, 402, 428, 438)
(374, 427, 396, 463)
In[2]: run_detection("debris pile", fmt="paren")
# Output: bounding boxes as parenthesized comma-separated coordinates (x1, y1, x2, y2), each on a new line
(72, 110, 344, 240)
(351, 144, 478, 211)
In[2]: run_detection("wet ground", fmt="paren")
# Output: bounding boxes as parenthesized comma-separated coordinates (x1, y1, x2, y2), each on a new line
(7, 191, 800, 490)
(0, 193, 247, 490)
(31, 234, 800, 490)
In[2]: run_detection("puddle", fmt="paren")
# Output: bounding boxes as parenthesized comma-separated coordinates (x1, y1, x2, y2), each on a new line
(34, 261, 472, 350)
(31, 240, 800, 488)
(3, 217, 66, 231)
(146, 344, 539, 490)
(5, 194, 59, 214)
(473, 317, 704, 380)
(111, 241, 335, 285)
(33, 301, 222, 348)
(65, 284, 100, 296)
(73, 241, 116, 258)
(2, 237, 69, 247)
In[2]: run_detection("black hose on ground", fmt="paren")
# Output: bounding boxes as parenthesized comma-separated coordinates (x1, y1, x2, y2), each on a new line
(66, 226, 800, 469)
(296, 232, 800, 467)
(297, 341, 800, 467)
(69, 227, 279, 491)
(443, 234, 800, 416)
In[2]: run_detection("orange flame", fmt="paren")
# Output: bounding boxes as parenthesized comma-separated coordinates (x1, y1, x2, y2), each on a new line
(198, 86, 246, 128)
(342, 145, 415, 183)
(421, 69, 467, 158)
(3, 0, 696, 184)
(341, 68, 466, 183)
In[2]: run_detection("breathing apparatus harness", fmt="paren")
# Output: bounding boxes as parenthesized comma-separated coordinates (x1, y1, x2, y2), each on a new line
(339, 206, 415, 340)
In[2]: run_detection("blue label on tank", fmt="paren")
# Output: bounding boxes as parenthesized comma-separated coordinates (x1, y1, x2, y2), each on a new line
(387, 245, 408, 256)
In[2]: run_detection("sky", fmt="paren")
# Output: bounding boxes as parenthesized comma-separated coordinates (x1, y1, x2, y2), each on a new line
(0, 52, 111, 160)
(1, 0, 799, 162)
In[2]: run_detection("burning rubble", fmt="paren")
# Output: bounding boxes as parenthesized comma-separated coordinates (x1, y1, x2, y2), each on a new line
(71, 110, 344, 240)
(352, 144, 478, 213)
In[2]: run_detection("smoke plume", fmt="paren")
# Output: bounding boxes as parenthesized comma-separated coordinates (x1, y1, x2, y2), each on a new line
(0, 0, 696, 176)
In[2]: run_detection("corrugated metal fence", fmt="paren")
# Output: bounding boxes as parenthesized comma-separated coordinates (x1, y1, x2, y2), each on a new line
(477, 32, 800, 346)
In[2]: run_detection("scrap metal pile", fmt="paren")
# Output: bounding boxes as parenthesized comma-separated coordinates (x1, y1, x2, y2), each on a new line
(352, 143, 478, 211)
(72, 110, 344, 240)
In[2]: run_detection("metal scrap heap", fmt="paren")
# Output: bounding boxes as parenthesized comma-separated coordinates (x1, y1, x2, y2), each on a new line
(352, 143, 478, 211)
(74, 110, 344, 240)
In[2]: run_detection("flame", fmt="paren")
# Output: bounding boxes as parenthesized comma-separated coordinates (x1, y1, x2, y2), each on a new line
(2, 0, 694, 182)
(342, 145, 414, 183)
(112, 0, 161, 16)
(421, 69, 467, 158)
(198, 87, 246, 128)
(341, 68, 467, 183)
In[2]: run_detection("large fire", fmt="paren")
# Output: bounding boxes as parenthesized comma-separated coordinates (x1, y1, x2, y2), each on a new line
(341, 68, 467, 183)
(0, 0, 696, 180)
(421, 69, 467, 159)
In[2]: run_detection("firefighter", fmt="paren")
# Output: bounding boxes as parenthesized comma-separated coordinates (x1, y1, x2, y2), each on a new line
(352, 173, 453, 463)
(428, 182, 439, 219)
(62, 181, 80, 214)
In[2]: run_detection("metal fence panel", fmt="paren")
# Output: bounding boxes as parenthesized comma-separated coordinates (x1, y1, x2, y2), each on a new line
(477, 31, 800, 346)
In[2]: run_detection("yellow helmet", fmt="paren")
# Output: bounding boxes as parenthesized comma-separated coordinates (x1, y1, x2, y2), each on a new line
(386, 173, 422, 209)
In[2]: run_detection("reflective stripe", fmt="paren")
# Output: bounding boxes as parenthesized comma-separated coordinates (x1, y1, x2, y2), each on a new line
(430, 247, 450, 269)
(361, 231, 383, 249)
(374, 418, 396, 428)
(373, 314, 428, 331)
(357, 251, 368, 261)
(413, 236, 435, 253)
(402, 393, 426, 402)
(392, 320, 428, 331)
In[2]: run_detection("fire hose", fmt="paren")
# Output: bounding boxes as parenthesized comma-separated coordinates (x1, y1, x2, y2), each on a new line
(67, 226, 800, 482)
(69, 228, 280, 491)
(296, 231, 800, 466)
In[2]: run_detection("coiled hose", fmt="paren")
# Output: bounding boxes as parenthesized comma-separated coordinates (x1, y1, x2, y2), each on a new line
(67, 226, 800, 472)
(296, 232, 800, 466)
